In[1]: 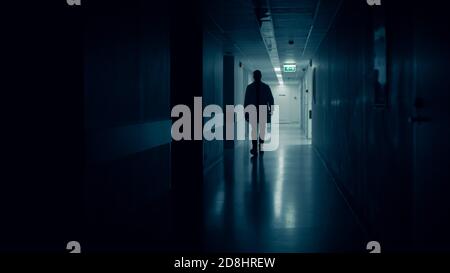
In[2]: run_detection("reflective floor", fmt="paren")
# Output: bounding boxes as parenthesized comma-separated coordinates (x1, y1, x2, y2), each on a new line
(203, 124, 367, 252)
(86, 124, 367, 253)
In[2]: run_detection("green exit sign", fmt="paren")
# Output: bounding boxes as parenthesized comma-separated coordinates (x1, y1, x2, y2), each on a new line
(283, 64, 296, 73)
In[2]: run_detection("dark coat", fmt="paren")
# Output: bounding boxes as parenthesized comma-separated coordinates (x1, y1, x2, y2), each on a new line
(244, 81, 274, 123)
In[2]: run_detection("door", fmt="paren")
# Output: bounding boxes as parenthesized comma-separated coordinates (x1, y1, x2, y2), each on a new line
(273, 85, 290, 123)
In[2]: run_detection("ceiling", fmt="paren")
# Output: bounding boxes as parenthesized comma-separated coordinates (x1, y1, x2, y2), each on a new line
(206, 0, 342, 85)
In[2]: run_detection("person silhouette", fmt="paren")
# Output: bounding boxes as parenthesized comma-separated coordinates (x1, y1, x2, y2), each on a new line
(244, 70, 274, 156)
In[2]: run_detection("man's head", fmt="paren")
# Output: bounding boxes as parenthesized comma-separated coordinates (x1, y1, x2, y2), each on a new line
(253, 70, 262, 82)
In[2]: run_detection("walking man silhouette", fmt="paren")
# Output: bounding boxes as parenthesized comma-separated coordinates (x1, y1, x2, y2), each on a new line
(244, 70, 274, 156)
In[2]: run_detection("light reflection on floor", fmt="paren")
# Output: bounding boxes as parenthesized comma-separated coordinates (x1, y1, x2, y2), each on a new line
(203, 124, 366, 252)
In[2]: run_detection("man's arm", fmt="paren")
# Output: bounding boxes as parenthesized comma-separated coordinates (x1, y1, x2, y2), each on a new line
(267, 86, 274, 113)
(244, 85, 250, 121)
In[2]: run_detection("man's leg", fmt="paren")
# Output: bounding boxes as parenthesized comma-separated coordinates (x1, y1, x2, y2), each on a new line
(250, 119, 258, 155)
(259, 121, 267, 153)
(251, 140, 258, 155)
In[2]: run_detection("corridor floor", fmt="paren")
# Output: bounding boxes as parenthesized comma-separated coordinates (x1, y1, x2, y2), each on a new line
(203, 124, 367, 252)
(85, 124, 367, 253)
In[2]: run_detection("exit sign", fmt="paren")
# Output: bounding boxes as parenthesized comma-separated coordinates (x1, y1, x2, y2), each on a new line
(283, 64, 296, 73)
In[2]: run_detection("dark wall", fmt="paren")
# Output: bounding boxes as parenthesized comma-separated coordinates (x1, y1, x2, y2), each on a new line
(84, 0, 171, 246)
(203, 18, 225, 170)
(313, 0, 450, 251)
(2, 1, 84, 251)
(313, 0, 372, 239)
(170, 0, 204, 191)
(313, 0, 415, 250)
(84, 1, 170, 128)
(223, 55, 236, 149)
(410, 1, 450, 251)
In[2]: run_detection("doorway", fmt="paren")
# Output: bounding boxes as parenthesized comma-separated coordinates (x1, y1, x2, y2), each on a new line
(300, 67, 314, 140)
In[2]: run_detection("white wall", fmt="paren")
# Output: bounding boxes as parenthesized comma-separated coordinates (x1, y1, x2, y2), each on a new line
(234, 61, 252, 147)
(268, 83, 300, 124)
(234, 60, 245, 106)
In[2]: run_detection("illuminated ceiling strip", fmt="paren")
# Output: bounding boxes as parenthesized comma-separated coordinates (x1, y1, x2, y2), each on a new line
(258, 1, 283, 85)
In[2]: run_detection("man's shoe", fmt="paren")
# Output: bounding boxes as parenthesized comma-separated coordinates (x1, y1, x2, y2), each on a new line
(250, 148, 258, 156)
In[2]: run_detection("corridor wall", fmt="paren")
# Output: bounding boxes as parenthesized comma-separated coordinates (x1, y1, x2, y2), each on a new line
(312, 0, 414, 250)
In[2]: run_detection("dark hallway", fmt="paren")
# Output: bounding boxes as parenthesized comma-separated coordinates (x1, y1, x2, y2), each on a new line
(3, 0, 450, 257)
